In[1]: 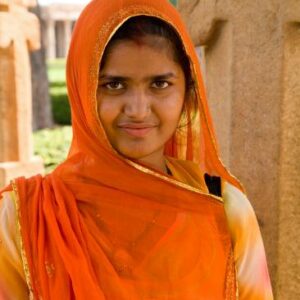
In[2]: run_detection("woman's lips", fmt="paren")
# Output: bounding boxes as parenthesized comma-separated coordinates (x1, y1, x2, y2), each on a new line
(118, 124, 157, 138)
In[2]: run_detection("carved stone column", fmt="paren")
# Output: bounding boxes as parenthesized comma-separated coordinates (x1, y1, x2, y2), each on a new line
(46, 18, 55, 59)
(63, 19, 72, 57)
(0, 0, 44, 186)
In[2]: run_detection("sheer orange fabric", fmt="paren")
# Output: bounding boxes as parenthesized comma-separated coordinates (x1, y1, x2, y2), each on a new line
(2, 0, 245, 299)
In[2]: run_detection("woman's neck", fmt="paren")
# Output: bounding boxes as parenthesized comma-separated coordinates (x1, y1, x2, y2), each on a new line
(136, 150, 168, 175)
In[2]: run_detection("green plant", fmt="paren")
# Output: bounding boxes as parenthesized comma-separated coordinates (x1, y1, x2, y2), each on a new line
(47, 59, 71, 125)
(33, 126, 72, 173)
(47, 59, 66, 83)
(51, 93, 71, 125)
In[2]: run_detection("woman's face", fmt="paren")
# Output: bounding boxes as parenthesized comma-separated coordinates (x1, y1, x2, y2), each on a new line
(97, 38, 186, 168)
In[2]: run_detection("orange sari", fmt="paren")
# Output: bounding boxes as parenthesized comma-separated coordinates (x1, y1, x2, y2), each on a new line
(2, 0, 246, 299)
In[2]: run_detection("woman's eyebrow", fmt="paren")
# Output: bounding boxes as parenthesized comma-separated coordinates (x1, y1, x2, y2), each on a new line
(151, 72, 178, 80)
(99, 72, 178, 81)
(99, 75, 128, 81)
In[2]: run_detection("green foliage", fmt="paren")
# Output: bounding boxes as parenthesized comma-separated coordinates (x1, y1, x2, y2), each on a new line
(169, 0, 177, 6)
(52, 93, 71, 125)
(47, 59, 71, 125)
(47, 59, 66, 83)
(33, 126, 72, 173)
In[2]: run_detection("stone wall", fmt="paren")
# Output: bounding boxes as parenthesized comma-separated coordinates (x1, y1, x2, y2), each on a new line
(178, 0, 300, 298)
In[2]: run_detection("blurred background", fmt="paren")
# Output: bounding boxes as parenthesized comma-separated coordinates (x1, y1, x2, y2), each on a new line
(32, 0, 89, 172)
(0, 0, 299, 299)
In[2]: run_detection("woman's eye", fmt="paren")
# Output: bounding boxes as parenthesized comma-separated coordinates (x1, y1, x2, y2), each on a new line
(104, 82, 124, 90)
(152, 81, 170, 89)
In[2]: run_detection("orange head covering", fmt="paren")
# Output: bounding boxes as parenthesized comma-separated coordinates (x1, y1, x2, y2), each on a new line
(3, 0, 243, 299)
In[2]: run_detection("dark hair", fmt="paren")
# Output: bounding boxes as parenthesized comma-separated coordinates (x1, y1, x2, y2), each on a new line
(100, 16, 197, 126)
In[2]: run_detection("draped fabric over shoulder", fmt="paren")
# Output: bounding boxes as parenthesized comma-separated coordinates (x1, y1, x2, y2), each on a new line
(0, 0, 247, 299)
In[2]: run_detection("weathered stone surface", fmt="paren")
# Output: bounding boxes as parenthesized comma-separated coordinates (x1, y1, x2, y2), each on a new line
(277, 21, 300, 299)
(30, 4, 53, 130)
(0, 158, 44, 185)
(0, 0, 44, 186)
(179, 0, 300, 298)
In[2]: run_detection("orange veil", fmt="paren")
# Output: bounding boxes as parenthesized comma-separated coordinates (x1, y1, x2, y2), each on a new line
(5, 0, 244, 299)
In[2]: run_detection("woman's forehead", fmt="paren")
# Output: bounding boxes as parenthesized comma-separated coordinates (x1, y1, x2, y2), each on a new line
(100, 40, 182, 78)
(100, 36, 177, 70)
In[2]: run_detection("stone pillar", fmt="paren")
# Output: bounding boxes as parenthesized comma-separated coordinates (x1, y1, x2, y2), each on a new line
(56, 21, 64, 58)
(277, 3, 300, 298)
(63, 19, 72, 57)
(0, 0, 44, 186)
(179, 0, 300, 298)
(46, 18, 55, 59)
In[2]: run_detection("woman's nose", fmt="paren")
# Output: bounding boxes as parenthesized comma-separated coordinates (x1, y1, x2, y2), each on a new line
(123, 89, 151, 120)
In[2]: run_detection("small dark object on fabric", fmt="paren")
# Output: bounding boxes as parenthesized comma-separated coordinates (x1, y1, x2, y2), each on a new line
(204, 174, 222, 197)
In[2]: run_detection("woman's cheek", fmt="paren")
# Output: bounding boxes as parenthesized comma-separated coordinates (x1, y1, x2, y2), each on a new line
(99, 99, 121, 123)
(163, 94, 184, 117)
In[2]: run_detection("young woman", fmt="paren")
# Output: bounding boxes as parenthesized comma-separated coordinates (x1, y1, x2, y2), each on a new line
(0, 0, 273, 299)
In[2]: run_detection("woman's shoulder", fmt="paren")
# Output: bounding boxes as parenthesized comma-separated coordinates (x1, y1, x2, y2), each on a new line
(223, 182, 256, 221)
(0, 191, 17, 223)
(0, 189, 24, 271)
(222, 182, 262, 249)
(0, 190, 29, 298)
(222, 183, 274, 299)
(0, 190, 19, 250)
